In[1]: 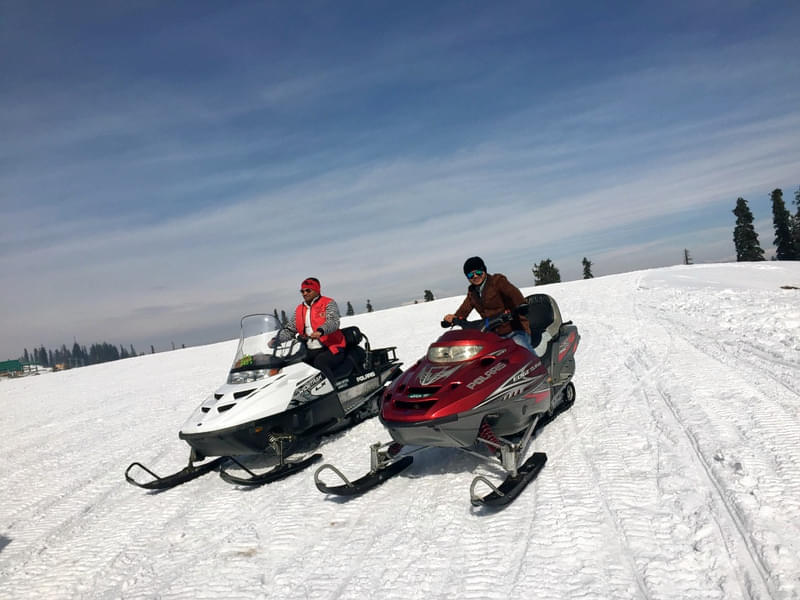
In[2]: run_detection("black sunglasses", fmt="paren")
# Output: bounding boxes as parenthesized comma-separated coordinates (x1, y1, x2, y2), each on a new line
(300, 288, 315, 294)
(466, 269, 485, 279)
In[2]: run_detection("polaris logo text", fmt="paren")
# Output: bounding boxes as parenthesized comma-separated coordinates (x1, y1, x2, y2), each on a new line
(355, 371, 376, 382)
(466, 362, 507, 390)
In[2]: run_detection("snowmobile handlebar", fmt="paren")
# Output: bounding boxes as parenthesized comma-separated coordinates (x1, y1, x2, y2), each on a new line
(264, 331, 309, 363)
(269, 328, 307, 347)
(441, 303, 528, 332)
(441, 318, 468, 328)
(441, 313, 512, 332)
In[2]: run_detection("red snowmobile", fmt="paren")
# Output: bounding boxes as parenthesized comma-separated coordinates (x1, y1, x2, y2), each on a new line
(314, 293, 580, 507)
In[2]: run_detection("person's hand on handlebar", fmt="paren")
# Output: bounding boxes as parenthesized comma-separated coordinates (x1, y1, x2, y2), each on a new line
(442, 314, 467, 328)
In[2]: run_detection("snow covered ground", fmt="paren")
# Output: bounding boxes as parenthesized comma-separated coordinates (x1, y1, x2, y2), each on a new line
(1, 262, 799, 600)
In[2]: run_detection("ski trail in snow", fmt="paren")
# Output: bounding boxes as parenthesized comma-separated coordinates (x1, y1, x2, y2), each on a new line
(647, 373, 775, 600)
(624, 336, 773, 600)
(558, 270, 791, 600)
(648, 307, 799, 409)
(565, 378, 653, 600)
(633, 277, 799, 599)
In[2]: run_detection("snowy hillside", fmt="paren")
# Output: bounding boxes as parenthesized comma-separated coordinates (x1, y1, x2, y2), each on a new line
(1, 263, 799, 600)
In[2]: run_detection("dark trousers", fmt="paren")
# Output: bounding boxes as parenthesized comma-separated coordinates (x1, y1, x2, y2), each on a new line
(305, 347, 347, 385)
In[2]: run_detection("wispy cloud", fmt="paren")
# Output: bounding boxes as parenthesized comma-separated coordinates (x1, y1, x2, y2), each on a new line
(2, 2, 799, 358)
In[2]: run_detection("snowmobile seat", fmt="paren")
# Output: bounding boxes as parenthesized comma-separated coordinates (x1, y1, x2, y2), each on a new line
(341, 326, 363, 348)
(525, 294, 562, 357)
(333, 326, 368, 377)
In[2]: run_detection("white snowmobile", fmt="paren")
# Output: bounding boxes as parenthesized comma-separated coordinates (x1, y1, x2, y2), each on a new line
(125, 313, 402, 489)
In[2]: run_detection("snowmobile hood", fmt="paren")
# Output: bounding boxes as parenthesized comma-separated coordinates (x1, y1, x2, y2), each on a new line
(381, 330, 547, 424)
(179, 361, 331, 436)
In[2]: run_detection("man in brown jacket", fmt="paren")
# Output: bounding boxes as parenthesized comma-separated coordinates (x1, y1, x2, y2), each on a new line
(443, 256, 536, 354)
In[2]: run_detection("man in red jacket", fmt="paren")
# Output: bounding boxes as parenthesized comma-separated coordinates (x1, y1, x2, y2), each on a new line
(443, 256, 536, 355)
(274, 277, 347, 386)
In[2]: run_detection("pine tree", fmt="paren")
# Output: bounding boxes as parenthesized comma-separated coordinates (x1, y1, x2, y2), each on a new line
(59, 344, 70, 367)
(346, 301, 354, 316)
(732, 197, 765, 261)
(582, 257, 594, 279)
(366, 299, 373, 313)
(280, 310, 288, 325)
(424, 290, 435, 301)
(683, 249, 693, 265)
(72, 341, 85, 366)
(771, 188, 798, 260)
(792, 186, 800, 256)
(273, 308, 280, 322)
(532, 259, 561, 285)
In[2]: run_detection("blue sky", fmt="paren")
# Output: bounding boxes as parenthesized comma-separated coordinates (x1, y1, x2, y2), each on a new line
(2, 1, 799, 359)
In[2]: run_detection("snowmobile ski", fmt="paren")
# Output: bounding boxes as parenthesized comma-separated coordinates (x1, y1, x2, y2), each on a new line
(219, 453, 322, 486)
(125, 456, 226, 490)
(469, 451, 547, 507)
(314, 455, 413, 496)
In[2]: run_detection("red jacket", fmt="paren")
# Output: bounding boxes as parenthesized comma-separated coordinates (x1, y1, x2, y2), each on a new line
(295, 296, 346, 354)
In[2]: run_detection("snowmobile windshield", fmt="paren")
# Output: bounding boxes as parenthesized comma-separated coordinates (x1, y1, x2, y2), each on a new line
(227, 314, 305, 383)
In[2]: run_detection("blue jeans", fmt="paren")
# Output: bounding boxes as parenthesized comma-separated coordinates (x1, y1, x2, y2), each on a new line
(503, 330, 537, 356)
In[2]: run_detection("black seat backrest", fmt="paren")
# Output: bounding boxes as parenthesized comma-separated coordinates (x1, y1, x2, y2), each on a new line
(340, 326, 363, 348)
(330, 327, 366, 378)
(525, 294, 563, 349)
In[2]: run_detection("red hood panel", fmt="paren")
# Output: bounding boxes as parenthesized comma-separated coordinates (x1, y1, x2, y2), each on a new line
(381, 331, 542, 423)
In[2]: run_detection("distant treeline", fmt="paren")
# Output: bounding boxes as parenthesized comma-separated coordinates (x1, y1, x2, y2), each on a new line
(19, 342, 146, 370)
(533, 186, 800, 286)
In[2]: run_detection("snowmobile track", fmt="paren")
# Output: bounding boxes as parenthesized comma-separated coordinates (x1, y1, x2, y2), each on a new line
(634, 301, 779, 599)
(647, 371, 776, 599)
(655, 311, 800, 405)
(567, 405, 653, 600)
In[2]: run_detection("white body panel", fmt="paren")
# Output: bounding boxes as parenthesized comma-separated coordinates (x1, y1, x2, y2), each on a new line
(179, 361, 334, 437)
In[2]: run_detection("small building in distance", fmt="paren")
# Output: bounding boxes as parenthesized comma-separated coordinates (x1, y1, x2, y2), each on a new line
(0, 360, 24, 378)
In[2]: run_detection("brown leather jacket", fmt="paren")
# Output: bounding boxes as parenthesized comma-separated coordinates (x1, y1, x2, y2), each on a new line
(454, 273, 530, 336)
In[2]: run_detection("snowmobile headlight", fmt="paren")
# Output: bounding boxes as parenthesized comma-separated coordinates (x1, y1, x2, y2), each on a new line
(228, 368, 270, 384)
(427, 344, 483, 363)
